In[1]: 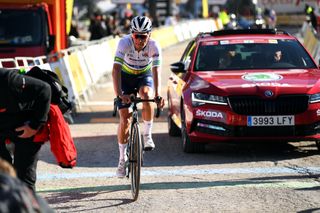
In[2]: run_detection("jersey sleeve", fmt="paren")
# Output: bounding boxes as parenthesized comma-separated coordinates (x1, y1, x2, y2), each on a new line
(151, 40, 162, 68)
(114, 38, 128, 65)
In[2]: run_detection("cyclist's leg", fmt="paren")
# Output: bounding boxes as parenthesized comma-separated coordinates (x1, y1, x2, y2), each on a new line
(118, 108, 131, 146)
(138, 76, 155, 150)
(116, 108, 131, 177)
(139, 85, 154, 121)
(116, 74, 136, 177)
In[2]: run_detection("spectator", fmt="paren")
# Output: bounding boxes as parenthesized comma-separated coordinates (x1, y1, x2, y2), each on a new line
(105, 15, 122, 37)
(104, 15, 115, 37)
(306, 6, 318, 31)
(219, 8, 230, 29)
(0, 67, 51, 192)
(263, 8, 277, 29)
(121, 18, 132, 35)
(69, 19, 79, 38)
(89, 11, 106, 40)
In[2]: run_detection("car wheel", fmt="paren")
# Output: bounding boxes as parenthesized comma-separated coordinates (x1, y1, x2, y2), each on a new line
(168, 116, 181, 137)
(181, 105, 205, 153)
(167, 96, 181, 137)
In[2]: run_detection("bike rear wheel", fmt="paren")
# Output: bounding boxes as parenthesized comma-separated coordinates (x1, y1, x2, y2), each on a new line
(129, 122, 142, 200)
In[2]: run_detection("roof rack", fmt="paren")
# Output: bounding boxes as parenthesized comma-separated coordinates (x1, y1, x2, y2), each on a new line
(197, 28, 290, 39)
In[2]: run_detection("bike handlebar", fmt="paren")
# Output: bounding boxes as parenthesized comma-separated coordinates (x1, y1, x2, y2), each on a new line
(112, 96, 161, 118)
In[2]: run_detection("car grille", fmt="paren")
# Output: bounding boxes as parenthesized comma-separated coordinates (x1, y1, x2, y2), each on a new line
(228, 95, 309, 115)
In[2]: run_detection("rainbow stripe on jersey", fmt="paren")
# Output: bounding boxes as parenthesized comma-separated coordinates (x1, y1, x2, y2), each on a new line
(114, 34, 162, 75)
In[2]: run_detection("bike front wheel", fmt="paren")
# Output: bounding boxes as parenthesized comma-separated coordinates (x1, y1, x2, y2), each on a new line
(129, 122, 142, 200)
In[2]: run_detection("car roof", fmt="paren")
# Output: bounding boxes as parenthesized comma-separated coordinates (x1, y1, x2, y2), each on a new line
(195, 29, 295, 42)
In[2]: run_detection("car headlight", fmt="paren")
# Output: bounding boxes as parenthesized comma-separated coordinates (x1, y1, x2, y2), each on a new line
(310, 93, 320, 103)
(192, 92, 228, 106)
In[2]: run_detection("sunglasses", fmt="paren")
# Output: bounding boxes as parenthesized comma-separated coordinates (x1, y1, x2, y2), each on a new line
(133, 34, 148, 40)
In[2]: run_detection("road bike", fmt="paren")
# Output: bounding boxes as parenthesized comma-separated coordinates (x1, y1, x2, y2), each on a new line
(113, 95, 160, 200)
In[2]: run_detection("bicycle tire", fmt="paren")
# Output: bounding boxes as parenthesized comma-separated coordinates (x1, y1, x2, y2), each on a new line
(130, 122, 142, 200)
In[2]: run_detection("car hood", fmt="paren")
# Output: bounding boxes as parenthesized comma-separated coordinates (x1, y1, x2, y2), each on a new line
(191, 69, 320, 96)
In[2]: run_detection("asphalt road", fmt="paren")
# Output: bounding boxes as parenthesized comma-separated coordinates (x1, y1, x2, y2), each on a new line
(36, 32, 320, 213)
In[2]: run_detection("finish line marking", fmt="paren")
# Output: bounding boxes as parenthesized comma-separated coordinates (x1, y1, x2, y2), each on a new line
(37, 167, 320, 180)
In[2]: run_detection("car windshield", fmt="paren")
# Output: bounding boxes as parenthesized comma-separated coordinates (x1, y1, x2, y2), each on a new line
(194, 39, 317, 71)
(0, 9, 43, 46)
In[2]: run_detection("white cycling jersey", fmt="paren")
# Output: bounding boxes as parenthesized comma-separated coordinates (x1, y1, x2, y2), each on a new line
(114, 34, 162, 75)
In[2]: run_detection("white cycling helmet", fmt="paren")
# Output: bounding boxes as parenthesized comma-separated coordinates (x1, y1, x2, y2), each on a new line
(131, 16, 152, 33)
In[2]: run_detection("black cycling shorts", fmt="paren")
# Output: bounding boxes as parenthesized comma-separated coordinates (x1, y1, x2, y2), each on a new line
(118, 72, 154, 109)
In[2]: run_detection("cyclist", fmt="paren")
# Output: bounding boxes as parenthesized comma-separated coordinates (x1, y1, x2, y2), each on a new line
(112, 16, 164, 177)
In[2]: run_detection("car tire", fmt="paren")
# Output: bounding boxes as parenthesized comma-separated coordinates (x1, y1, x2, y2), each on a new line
(167, 97, 181, 137)
(181, 105, 205, 153)
(168, 116, 181, 137)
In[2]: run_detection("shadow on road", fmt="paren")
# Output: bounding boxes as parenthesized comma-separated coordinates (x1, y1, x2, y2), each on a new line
(39, 131, 319, 169)
(43, 184, 134, 211)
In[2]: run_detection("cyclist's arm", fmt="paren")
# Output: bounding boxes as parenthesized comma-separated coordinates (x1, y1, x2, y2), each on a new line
(112, 63, 122, 97)
(113, 38, 128, 97)
(152, 66, 161, 97)
(151, 40, 162, 98)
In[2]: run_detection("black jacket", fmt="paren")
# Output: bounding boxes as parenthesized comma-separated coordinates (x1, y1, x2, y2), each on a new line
(0, 68, 51, 132)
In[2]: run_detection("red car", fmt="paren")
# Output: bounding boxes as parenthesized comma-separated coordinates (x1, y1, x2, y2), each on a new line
(167, 29, 320, 153)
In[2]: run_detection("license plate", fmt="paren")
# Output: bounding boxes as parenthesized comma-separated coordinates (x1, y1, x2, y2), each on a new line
(247, 115, 294, 126)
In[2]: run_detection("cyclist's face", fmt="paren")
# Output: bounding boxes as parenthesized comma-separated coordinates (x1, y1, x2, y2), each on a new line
(132, 32, 150, 50)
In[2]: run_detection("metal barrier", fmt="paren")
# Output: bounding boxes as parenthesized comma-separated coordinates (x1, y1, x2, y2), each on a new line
(0, 19, 220, 111)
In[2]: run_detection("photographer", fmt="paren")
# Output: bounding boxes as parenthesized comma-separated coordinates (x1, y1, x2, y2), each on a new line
(0, 67, 51, 192)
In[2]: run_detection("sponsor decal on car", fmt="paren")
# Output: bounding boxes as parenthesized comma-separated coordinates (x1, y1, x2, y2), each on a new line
(201, 41, 219, 46)
(195, 109, 224, 120)
(242, 73, 283, 82)
(219, 39, 277, 45)
(317, 109, 320, 116)
(220, 40, 230, 45)
(269, 39, 278, 44)
(242, 82, 290, 88)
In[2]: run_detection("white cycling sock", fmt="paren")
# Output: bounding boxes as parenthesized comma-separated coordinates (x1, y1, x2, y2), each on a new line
(143, 120, 153, 137)
(119, 143, 127, 161)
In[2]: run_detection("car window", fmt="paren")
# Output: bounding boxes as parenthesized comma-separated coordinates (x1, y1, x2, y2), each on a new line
(181, 41, 196, 71)
(194, 39, 317, 71)
(0, 9, 43, 46)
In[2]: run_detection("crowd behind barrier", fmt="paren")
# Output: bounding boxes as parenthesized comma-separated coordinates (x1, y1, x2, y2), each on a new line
(0, 19, 220, 111)
(1, 19, 315, 112)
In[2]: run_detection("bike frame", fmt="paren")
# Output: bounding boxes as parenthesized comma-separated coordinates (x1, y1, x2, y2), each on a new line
(113, 96, 160, 201)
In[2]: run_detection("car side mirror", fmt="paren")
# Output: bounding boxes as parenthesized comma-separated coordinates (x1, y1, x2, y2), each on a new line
(170, 62, 186, 73)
